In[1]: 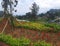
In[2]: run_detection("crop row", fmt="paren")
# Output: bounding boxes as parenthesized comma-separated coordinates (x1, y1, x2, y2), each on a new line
(45, 23, 60, 32)
(0, 34, 51, 46)
(14, 21, 60, 32)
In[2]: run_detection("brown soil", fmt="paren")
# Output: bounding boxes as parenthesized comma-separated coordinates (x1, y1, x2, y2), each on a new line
(0, 42, 9, 46)
(13, 28, 60, 46)
(0, 18, 60, 46)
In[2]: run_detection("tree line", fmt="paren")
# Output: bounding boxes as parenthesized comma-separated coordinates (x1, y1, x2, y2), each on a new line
(16, 2, 60, 22)
(0, 1, 60, 22)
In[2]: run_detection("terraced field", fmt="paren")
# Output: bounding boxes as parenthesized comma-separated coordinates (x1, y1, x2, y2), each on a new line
(0, 18, 60, 46)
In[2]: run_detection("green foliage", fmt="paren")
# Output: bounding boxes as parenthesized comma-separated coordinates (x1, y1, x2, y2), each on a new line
(0, 34, 30, 46)
(14, 20, 60, 32)
(14, 21, 50, 32)
(45, 23, 60, 32)
(0, 17, 2, 22)
(0, 34, 51, 46)
(33, 40, 51, 46)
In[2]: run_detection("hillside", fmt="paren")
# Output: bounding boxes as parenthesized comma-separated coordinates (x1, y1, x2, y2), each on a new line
(0, 18, 60, 46)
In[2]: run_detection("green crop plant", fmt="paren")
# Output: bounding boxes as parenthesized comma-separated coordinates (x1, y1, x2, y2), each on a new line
(0, 34, 51, 46)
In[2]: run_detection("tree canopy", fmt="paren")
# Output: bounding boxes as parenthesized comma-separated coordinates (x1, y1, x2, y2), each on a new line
(30, 2, 39, 21)
(1, 0, 18, 15)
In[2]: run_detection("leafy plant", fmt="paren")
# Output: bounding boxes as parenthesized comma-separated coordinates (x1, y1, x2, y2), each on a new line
(0, 34, 51, 46)
(14, 21, 50, 32)
(33, 40, 51, 46)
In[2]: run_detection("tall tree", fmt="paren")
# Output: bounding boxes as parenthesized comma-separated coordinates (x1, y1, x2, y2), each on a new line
(1, 0, 18, 15)
(1, 0, 18, 32)
(30, 2, 39, 21)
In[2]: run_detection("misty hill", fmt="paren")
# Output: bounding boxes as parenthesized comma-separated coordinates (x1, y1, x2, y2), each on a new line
(46, 9, 60, 18)
(48, 9, 60, 13)
(16, 9, 60, 23)
(38, 9, 60, 22)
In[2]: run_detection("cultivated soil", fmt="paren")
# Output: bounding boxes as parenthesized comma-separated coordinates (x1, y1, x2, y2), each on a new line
(0, 42, 9, 46)
(0, 18, 60, 46)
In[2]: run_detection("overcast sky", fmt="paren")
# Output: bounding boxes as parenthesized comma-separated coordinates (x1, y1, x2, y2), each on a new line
(0, 0, 60, 15)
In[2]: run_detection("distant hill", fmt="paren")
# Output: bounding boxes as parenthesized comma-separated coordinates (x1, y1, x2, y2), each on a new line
(48, 9, 60, 13)
(47, 9, 60, 18)
(38, 9, 60, 22)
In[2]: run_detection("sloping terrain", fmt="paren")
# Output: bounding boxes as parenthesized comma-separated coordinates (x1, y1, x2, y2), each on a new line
(0, 18, 60, 46)
(0, 18, 13, 34)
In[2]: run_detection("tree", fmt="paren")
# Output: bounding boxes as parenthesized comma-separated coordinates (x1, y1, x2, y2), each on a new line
(1, 0, 18, 33)
(1, 0, 18, 15)
(30, 2, 39, 21)
(25, 12, 31, 20)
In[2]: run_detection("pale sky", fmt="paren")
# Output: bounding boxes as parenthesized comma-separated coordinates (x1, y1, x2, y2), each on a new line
(0, 0, 60, 15)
